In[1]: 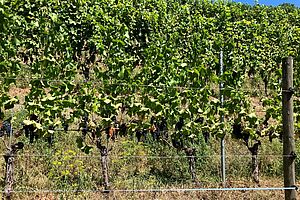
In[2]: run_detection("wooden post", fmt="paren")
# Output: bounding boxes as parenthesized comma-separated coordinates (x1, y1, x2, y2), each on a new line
(282, 56, 297, 200)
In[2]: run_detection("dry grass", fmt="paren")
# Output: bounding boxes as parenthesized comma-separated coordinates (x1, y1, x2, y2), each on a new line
(3, 179, 291, 200)
(0, 144, 293, 200)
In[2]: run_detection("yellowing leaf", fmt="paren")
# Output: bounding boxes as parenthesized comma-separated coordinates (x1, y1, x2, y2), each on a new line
(23, 120, 33, 125)
(103, 99, 111, 104)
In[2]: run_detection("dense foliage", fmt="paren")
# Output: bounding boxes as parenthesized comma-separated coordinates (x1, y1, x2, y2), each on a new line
(1, 0, 300, 150)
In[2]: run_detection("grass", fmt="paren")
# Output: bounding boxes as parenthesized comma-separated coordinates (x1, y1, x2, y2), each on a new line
(1, 127, 298, 199)
(2, 179, 289, 200)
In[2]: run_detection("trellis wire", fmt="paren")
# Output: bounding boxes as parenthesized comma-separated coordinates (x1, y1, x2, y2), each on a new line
(2, 154, 296, 158)
(2, 103, 275, 113)
(1, 187, 297, 194)
(0, 76, 298, 93)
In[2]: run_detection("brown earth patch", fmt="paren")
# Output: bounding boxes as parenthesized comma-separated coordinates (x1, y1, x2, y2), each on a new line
(9, 86, 30, 104)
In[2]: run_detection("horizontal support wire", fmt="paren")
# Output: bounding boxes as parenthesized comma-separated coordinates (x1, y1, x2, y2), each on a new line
(1, 76, 298, 93)
(2, 154, 294, 158)
(2, 187, 297, 194)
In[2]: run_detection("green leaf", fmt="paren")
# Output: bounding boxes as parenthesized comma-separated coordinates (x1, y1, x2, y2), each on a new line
(83, 145, 93, 154)
(76, 137, 84, 149)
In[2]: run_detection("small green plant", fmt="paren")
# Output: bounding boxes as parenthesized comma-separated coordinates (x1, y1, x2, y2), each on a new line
(48, 150, 85, 189)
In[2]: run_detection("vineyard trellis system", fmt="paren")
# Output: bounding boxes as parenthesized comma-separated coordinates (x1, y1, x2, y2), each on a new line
(0, 57, 298, 199)
(0, 154, 298, 195)
(1, 0, 300, 199)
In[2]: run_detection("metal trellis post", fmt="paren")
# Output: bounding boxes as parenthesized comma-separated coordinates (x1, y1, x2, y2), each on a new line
(220, 50, 226, 186)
